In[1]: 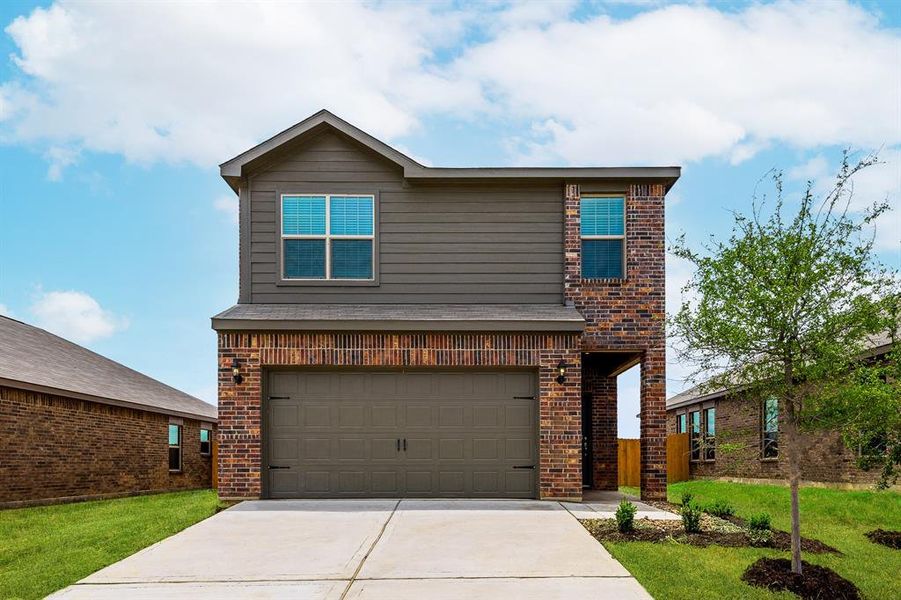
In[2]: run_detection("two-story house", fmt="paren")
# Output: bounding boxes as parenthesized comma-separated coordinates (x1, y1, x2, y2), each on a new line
(212, 110, 679, 502)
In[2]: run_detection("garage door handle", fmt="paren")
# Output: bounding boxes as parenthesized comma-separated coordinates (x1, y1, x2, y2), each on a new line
(403, 438, 407, 451)
(513, 465, 535, 470)
(268, 465, 290, 470)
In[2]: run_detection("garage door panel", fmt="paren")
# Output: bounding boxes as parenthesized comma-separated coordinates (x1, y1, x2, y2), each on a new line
(265, 370, 537, 498)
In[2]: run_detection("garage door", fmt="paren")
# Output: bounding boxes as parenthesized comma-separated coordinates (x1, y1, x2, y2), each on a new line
(264, 370, 538, 498)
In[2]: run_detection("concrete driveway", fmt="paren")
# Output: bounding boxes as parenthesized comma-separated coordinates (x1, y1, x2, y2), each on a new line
(50, 499, 653, 599)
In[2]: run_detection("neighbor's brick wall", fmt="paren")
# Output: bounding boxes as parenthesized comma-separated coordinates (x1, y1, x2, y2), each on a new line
(564, 183, 668, 499)
(217, 331, 582, 501)
(584, 367, 617, 490)
(0, 385, 213, 507)
(667, 395, 880, 485)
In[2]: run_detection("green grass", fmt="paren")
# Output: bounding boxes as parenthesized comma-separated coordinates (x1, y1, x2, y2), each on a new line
(605, 481, 901, 599)
(0, 490, 220, 600)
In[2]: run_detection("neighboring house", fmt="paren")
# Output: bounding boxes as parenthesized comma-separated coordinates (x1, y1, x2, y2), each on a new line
(666, 334, 895, 486)
(0, 316, 217, 508)
(212, 109, 679, 501)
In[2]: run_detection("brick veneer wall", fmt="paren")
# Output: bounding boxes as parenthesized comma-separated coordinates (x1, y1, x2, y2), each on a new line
(564, 183, 668, 499)
(217, 331, 582, 501)
(667, 395, 880, 485)
(0, 385, 213, 507)
(584, 368, 617, 490)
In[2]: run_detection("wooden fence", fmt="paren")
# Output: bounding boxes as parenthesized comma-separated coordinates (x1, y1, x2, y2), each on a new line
(618, 433, 690, 487)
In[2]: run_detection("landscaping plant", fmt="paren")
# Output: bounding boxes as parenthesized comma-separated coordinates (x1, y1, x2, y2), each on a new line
(681, 502, 702, 534)
(670, 153, 899, 574)
(680, 491, 693, 507)
(747, 512, 773, 546)
(705, 499, 735, 518)
(615, 500, 638, 533)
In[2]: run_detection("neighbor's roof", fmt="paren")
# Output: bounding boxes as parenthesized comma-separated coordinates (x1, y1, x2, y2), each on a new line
(667, 330, 897, 411)
(212, 303, 585, 332)
(0, 316, 216, 421)
(219, 109, 681, 193)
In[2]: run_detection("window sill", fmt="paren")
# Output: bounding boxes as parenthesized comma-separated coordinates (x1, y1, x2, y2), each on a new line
(169, 470, 183, 474)
(276, 278, 379, 287)
(581, 277, 627, 284)
(760, 457, 779, 463)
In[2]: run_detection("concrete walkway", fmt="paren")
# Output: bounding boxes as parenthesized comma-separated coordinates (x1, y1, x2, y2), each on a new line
(50, 496, 675, 599)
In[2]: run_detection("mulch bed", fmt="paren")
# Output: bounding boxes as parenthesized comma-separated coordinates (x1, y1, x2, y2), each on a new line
(742, 558, 860, 600)
(582, 516, 838, 553)
(865, 529, 901, 549)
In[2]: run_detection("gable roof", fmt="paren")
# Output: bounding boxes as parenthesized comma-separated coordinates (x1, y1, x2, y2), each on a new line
(0, 316, 216, 421)
(219, 109, 681, 193)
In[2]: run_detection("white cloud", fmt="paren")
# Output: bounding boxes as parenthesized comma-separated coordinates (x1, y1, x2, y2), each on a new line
(0, 303, 13, 317)
(0, 1, 897, 172)
(0, 2, 480, 168)
(214, 194, 238, 224)
(450, 1, 900, 165)
(30, 290, 128, 343)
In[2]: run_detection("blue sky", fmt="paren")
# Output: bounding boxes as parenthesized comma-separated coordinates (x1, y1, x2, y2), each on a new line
(1, 1, 898, 437)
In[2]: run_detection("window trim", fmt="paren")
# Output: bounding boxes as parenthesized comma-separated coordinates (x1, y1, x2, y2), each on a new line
(168, 423, 183, 473)
(275, 188, 380, 287)
(200, 427, 212, 457)
(580, 194, 627, 280)
(689, 409, 702, 462)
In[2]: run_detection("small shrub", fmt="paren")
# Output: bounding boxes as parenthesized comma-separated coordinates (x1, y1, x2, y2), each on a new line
(706, 499, 735, 518)
(748, 512, 772, 532)
(746, 512, 773, 547)
(681, 503, 702, 534)
(615, 500, 638, 533)
(680, 491, 694, 507)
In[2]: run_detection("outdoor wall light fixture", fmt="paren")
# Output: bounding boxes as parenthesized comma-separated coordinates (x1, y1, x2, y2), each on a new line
(231, 358, 243, 384)
(556, 360, 567, 384)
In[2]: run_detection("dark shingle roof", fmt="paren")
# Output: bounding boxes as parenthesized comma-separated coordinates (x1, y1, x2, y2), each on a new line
(0, 316, 216, 421)
(212, 303, 585, 332)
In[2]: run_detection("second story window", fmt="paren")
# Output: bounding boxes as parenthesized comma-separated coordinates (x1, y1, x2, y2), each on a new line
(581, 196, 625, 279)
(281, 194, 374, 280)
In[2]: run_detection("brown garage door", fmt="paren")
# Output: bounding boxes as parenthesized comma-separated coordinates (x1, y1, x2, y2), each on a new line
(264, 370, 538, 499)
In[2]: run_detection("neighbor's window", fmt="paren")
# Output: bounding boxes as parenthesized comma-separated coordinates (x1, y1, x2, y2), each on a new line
(168, 424, 182, 472)
(762, 397, 779, 459)
(675, 413, 687, 434)
(689, 410, 702, 461)
(581, 196, 625, 279)
(281, 194, 374, 280)
(200, 428, 212, 456)
(704, 407, 716, 461)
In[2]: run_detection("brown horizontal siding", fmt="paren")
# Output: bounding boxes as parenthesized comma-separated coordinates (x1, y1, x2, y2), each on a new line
(244, 130, 564, 304)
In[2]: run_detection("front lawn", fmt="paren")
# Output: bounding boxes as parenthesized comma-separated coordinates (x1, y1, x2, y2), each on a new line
(0, 490, 220, 599)
(604, 481, 900, 599)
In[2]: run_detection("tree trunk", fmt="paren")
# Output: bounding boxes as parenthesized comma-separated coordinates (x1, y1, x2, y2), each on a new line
(784, 403, 803, 575)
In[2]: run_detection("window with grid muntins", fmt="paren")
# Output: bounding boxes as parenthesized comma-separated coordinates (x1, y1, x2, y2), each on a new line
(281, 194, 374, 280)
(581, 196, 625, 279)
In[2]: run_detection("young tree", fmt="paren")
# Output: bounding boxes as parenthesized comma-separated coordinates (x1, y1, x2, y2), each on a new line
(670, 154, 897, 575)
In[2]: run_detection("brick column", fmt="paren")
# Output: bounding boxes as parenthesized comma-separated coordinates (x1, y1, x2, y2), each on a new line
(563, 183, 581, 298)
(585, 369, 618, 490)
(217, 333, 262, 500)
(539, 348, 583, 501)
(640, 343, 667, 500)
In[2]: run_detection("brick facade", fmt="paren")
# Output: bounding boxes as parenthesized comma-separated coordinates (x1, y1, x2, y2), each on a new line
(0, 385, 214, 508)
(564, 183, 668, 500)
(667, 394, 880, 486)
(217, 332, 582, 501)
(584, 369, 617, 490)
